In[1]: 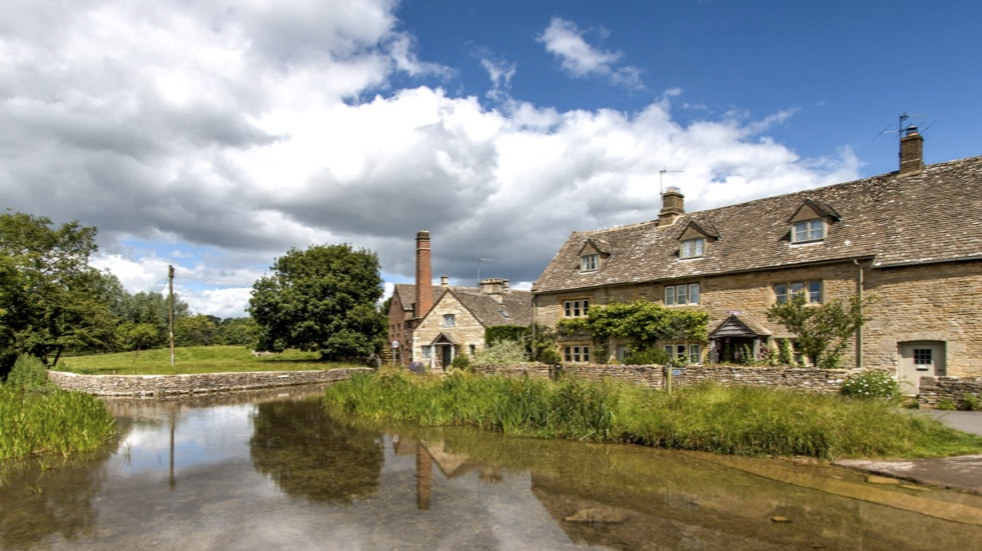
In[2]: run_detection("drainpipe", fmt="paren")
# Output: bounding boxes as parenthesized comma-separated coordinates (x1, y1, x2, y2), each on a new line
(854, 260, 864, 369)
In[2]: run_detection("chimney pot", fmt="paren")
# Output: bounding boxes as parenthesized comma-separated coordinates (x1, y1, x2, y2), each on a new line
(441, 275, 449, 287)
(899, 127, 924, 175)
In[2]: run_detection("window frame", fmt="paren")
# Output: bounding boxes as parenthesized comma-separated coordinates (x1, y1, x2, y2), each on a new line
(421, 345, 433, 359)
(774, 280, 823, 304)
(680, 237, 705, 259)
(792, 219, 825, 243)
(664, 283, 700, 306)
(442, 314, 456, 328)
(563, 299, 590, 318)
(580, 254, 599, 272)
(563, 345, 591, 363)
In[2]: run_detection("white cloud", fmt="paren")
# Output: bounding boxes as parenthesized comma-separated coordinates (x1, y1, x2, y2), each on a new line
(2, 1, 861, 318)
(536, 17, 644, 89)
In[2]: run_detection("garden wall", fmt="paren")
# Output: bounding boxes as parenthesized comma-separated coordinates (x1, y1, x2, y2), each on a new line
(47, 368, 373, 397)
(918, 376, 982, 408)
(474, 363, 852, 394)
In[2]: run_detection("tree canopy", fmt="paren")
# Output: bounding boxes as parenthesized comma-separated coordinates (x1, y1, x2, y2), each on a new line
(0, 211, 118, 373)
(248, 244, 385, 361)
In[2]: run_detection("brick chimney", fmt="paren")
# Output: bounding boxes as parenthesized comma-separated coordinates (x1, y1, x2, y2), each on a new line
(899, 126, 924, 175)
(659, 186, 685, 226)
(415, 231, 433, 319)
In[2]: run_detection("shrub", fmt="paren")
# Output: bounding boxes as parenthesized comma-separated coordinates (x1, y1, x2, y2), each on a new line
(450, 354, 471, 372)
(961, 394, 982, 411)
(408, 361, 425, 375)
(841, 369, 900, 400)
(936, 399, 957, 411)
(472, 339, 528, 365)
(6, 355, 54, 393)
(624, 346, 670, 366)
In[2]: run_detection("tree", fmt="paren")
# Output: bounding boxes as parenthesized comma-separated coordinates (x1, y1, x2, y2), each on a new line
(248, 244, 386, 361)
(0, 211, 118, 373)
(766, 293, 869, 369)
(214, 317, 261, 346)
(174, 314, 218, 346)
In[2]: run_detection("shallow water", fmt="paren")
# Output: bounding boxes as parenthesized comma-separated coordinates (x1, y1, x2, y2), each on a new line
(3, 386, 982, 550)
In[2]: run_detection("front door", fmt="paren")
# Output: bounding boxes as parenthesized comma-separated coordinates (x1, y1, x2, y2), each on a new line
(439, 344, 453, 372)
(898, 341, 946, 395)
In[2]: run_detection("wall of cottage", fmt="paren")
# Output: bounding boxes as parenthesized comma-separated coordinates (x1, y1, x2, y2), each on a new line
(47, 368, 373, 397)
(412, 292, 486, 371)
(535, 259, 982, 378)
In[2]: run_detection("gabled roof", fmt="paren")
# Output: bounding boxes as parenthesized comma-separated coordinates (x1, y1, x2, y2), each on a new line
(449, 287, 533, 327)
(534, 155, 982, 294)
(393, 283, 446, 314)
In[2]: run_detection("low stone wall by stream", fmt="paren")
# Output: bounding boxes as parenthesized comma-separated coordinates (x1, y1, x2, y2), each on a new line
(47, 368, 373, 397)
(918, 376, 982, 408)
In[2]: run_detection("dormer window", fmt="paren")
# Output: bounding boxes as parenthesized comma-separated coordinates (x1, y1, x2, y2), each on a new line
(680, 238, 705, 259)
(792, 219, 824, 243)
(580, 254, 599, 272)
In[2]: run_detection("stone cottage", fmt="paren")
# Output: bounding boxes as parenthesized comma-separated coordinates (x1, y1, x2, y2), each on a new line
(387, 231, 532, 368)
(532, 129, 982, 393)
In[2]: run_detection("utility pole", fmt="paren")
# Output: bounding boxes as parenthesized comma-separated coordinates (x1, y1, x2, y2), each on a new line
(168, 265, 175, 367)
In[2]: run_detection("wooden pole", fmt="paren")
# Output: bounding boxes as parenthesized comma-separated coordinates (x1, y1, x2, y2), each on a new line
(169, 265, 175, 368)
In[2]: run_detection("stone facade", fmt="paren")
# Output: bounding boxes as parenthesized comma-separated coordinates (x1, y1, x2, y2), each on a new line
(47, 368, 372, 397)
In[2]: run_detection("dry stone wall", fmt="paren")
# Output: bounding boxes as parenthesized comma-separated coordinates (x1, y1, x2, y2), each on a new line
(917, 376, 982, 408)
(47, 368, 373, 397)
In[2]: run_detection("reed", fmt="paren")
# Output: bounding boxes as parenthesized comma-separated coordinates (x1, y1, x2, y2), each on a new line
(0, 386, 116, 460)
(324, 372, 982, 459)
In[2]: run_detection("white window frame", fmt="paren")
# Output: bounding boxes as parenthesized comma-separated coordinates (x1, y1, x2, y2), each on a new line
(443, 314, 456, 328)
(775, 281, 823, 304)
(563, 345, 591, 363)
(680, 238, 705, 259)
(792, 219, 825, 243)
(563, 299, 590, 318)
(580, 254, 599, 272)
(665, 283, 700, 306)
(421, 345, 433, 359)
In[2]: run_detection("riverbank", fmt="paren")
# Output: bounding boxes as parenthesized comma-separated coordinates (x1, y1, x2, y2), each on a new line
(48, 367, 373, 397)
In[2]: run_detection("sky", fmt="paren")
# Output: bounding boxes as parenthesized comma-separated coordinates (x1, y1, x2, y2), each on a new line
(2, 0, 980, 318)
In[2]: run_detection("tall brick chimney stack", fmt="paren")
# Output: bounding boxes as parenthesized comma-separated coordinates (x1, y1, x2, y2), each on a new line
(415, 231, 433, 319)
(899, 126, 924, 175)
(659, 186, 685, 226)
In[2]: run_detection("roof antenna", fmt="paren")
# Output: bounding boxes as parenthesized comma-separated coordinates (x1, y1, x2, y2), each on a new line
(659, 168, 683, 194)
(476, 258, 494, 285)
(872, 112, 930, 142)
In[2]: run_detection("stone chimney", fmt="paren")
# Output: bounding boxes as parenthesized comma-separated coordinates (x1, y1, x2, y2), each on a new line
(659, 186, 685, 226)
(415, 231, 433, 319)
(899, 126, 924, 175)
(440, 275, 449, 287)
(480, 278, 505, 303)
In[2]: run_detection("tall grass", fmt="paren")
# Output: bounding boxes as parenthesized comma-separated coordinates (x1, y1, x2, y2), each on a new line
(0, 386, 116, 460)
(324, 372, 982, 459)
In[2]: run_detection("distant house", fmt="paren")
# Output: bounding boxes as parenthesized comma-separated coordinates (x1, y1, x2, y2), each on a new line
(387, 231, 531, 369)
(532, 129, 982, 393)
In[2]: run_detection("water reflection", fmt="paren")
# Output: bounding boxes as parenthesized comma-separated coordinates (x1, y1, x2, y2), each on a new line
(1, 387, 981, 550)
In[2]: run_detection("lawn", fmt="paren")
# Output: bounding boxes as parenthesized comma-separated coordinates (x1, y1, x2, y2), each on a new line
(57, 346, 360, 375)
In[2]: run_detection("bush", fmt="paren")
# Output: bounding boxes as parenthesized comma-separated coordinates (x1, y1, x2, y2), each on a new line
(473, 339, 528, 365)
(936, 399, 957, 411)
(841, 369, 900, 400)
(624, 347, 670, 366)
(408, 361, 425, 375)
(960, 394, 982, 411)
(6, 355, 54, 393)
(450, 354, 471, 372)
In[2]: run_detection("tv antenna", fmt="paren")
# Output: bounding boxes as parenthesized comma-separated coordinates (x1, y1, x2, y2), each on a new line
(476, 258, 494, 284)
(659, 168, 683, 194)
(873, 112, 936, 142)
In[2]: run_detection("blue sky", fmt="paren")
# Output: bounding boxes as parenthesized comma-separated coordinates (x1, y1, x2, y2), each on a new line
(1, 0, 979, 316)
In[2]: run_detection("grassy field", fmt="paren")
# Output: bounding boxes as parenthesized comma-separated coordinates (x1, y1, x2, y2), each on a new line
(325, 371, 982, 460)
(57, 346, 359, 375)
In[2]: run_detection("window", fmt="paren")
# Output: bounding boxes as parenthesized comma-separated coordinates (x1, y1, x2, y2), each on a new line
(580, 254, 599, 272)
(469, 344, 477, 355)
(563, 299, 590, 317)
(664, 344, 701, 365)
(914, 348, 933, 371)
(775, 281, 822, 304)
(421, 346, 432, 359)
(792, 219, 824, 243)
(680, 238, 705, 259)
(563, 345, 591, 363)
(443, 314, 456, 328)
(664, 283, 700, 306)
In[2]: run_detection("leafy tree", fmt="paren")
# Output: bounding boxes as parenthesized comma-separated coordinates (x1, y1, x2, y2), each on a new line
(766, 294, 869, 369)
(117, 291, 189, 348)
(175, 314, 218, 346)
(115, 322, 161, 351)
(485, 325, 530, 346)
(0, 211, 119, 373)
(248, 244, 386, 361)
(214, 317, 261, 346)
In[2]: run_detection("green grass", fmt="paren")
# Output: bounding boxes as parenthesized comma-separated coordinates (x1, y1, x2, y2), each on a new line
(0, 385, 116, 460)
(324, 371, 982, 460)
(56, 346, 359, 375)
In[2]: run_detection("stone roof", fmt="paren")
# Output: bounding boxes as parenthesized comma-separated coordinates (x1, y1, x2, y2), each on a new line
(534, 155, 982, 294)
(393, 283, 445, 314)
(449, 287, 533, 327)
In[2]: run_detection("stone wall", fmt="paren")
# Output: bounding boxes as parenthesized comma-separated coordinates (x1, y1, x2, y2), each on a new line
(917, 376, 982, 408)
(47, 368, 373, 397)
(473, 363, 851, 394)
